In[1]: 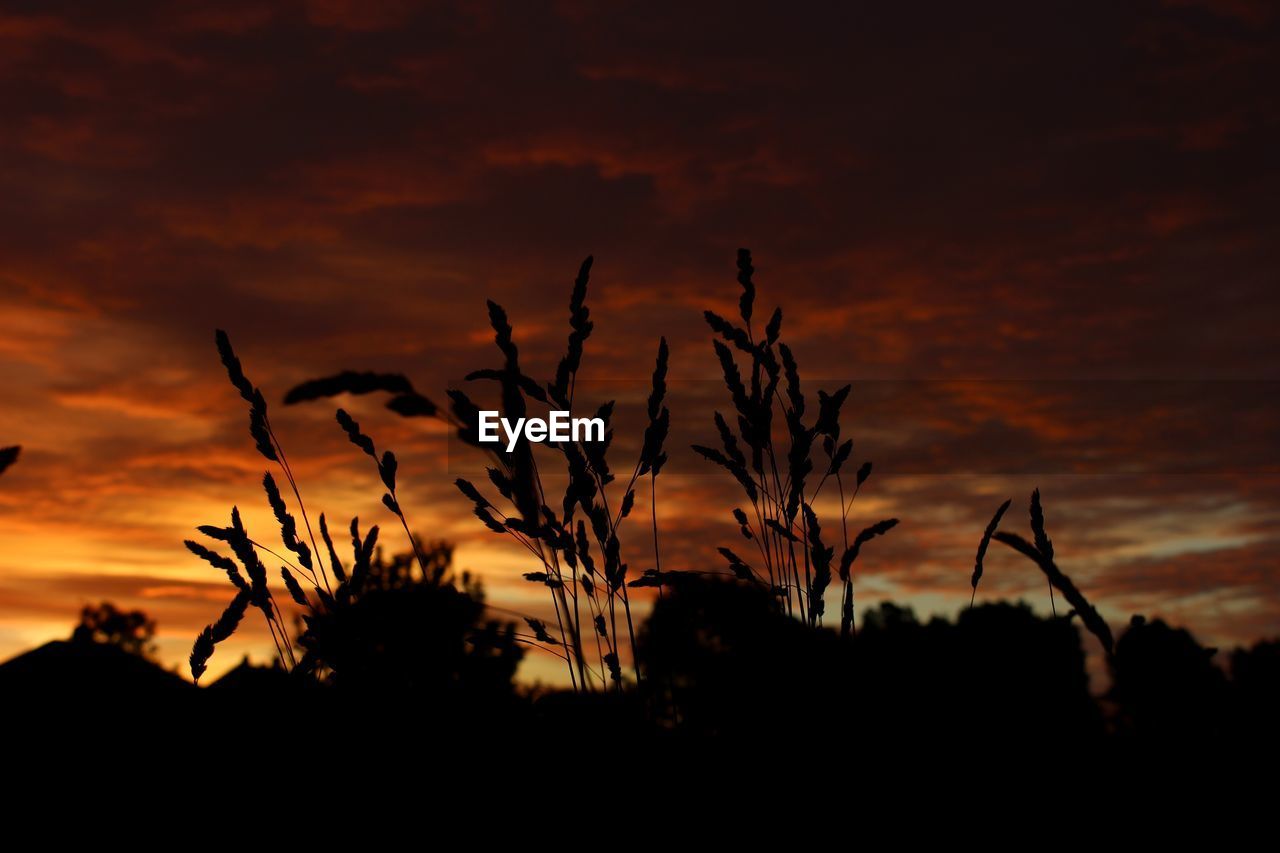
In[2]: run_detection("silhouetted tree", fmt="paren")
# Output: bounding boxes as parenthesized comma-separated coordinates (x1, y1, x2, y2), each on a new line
(294, 543, 523, 699)
(638, 574, 830, 734)
(638, 576, 1101, 744)
(1109, 615, 1227, 742)
(1230, 639, 1280, 741)
(71, 602, 157, 659)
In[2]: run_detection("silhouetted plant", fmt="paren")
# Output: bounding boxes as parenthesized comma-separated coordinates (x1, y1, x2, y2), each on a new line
(72, 602, 157, 659)
(1230, 638, 1280, 737)
(681, 249, 897, 637)
(173, 250, 1280, 750)
(295, 543, 522, 692)
(1109, 615, 1225, 740)
(286, 260, 672, 692)
(993, 490, 1114, 655)
(969, 498, 1012, 606)
(638, 577, 1100, 742)
(187, 331, 521, 688)
(446, 258, 672, 692)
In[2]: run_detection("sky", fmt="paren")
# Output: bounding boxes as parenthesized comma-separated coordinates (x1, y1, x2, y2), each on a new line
(0, 0, 1277, 683)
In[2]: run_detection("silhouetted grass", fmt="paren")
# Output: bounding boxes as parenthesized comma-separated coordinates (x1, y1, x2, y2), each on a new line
(687, 249, 899, 638)
(187, 331, 521, 686)
(266, 257, 675, 694)
(187, 250, 1158, 709)
(994, 490, 1114, 656)
(970, 498, 1012, 607)
(447, 257, 673, 692)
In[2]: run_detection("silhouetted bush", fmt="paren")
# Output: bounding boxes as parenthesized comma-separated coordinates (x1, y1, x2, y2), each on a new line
(1109, 615, 1228, 743)
(72, 602, 157, 659)
(638, 575, 1100, 744)
(296, 545, 523, 697)
(1230, 639, 1280, 739)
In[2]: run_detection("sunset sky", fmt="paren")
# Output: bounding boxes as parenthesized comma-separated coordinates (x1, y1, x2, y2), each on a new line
(1, 0, 1277, 683)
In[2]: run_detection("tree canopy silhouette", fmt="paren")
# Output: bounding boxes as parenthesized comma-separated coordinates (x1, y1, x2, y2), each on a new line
(71, 602, 157, 659)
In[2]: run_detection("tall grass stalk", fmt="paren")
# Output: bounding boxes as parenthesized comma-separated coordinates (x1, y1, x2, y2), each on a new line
(994, 490, 1114, 656)
(689, 250, 898, 638)
(450, 258, 672, 692)
(188, 333, 545, 682)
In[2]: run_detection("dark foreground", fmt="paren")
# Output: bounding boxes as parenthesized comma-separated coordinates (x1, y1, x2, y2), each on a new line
(4, 578, 1278, 760)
